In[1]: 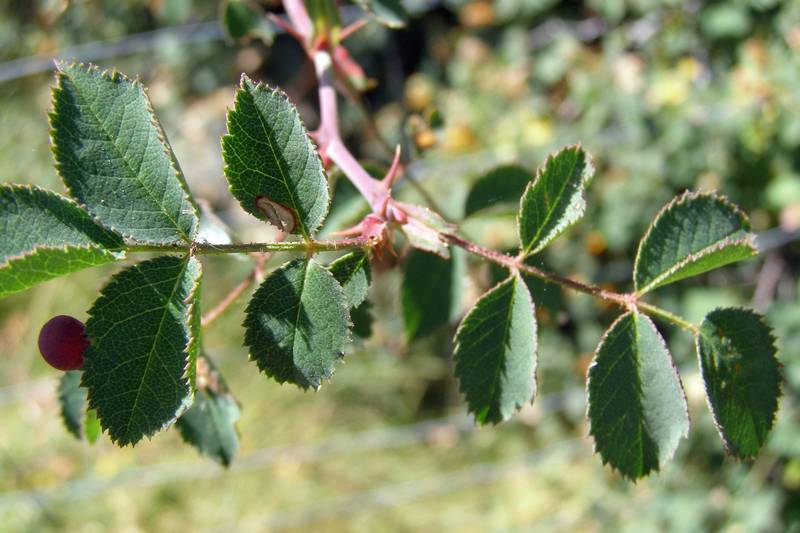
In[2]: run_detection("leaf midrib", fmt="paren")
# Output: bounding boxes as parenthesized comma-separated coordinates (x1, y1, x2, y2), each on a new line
(246, 84, 309, 238)
(638, 235, 754, 293)
(61, 71, 192, 243)
(123, 257, 190, 442)
(523, 152, 582, 255)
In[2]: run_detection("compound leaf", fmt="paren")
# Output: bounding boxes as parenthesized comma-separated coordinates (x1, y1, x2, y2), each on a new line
(587, 312, 689, 480)
(244, 259, 350, 390)
(82, 255, 203, 446)
(464, 165, 531, 217)
(223, 75, 329, 238)
(176, 356, 241, 467)
(634, 192, 757, 294)
(453, 272, 537, 425)
(51, 62, 199, 244)
(356, 0, 408, 28)
(518, 145, 593, 257)
(697, 307, 781, 458)
(402, 248, 464, 342)
(0, 184, 124, 298)
(328, 250, 371, 309)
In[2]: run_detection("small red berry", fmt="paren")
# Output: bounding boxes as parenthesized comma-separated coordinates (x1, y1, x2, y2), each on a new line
(38, 315, 89, 371)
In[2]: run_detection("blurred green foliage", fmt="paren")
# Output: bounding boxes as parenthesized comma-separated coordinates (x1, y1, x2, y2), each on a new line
(0, 0, 799, 530)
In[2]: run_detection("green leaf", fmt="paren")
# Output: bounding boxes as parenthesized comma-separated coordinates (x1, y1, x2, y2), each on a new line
(58, 370, 88, 440)
(50, 62, 199, 244)
(351, 300, 373, 339)
(587, 312, 689, 480)
(223, 75, 329, 238)
(57, 371, 102, 444)
(453, 272, 537, 425)
(84, 410, 101, 444)
(82, 255, 203, 445)
(244, 259, 350, 390)
(518, 145, 594, 257)
(634, 192, 757, 294)
(697, 307, 781, 458)
(464, 165, 531, 217)
(0, 184, 124, 298)
(356, 0, 408, 28)
(401, 248, 464, 342)
(328, 250, 371, 309)
(176, 356, 241, 467)
(222, 0, 273, 42)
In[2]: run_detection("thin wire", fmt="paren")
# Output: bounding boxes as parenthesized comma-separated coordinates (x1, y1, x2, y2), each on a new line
(264, 439, 586, 530)
(0, 389, 585, 509)
(0, 21, 225, 84)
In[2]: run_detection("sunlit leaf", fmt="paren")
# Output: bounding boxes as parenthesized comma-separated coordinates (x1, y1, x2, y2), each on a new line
(0, 184, 123, 298)
(223, 75, 329, 238)
(453, 272, 537, 424)
(634, 192, 757, 294)
(51, 62, 199, 244)
(518, 145, 593, 257)
(588, 312, 689, 480)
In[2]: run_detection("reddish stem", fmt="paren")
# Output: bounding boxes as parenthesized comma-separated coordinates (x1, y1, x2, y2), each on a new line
(283, 0, 313, 45)
(312, 50, 390, 214)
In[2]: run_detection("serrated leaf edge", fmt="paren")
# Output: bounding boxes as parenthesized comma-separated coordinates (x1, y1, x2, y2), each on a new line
(518, 144, 594, 257)
(695, 306, 782, 459)
(49, 61, 200, 244)
(452, 271, 537, 425)
(82, 255, 196, 446)
(586, 311, 690, 480)
(633, 190, 755, 294)
(0, 182, 125, 251)
(222, 74, 330, 238)
(182, 257, 204, 391)
(243, 258, 353, 391)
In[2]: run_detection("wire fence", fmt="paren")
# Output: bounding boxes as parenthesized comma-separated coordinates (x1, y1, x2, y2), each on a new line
(263, 439, 585, 530)
(0, 21, 225, 84)
(0, 388, 585, 512)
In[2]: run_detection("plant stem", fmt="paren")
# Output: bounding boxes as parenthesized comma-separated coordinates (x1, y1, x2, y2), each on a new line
(201, 269, 257, 327)
(442, 233, 699, 334)
(125, 237, 373, 256)
(313, 50, 390, 214)
(635, 301, 700, 335)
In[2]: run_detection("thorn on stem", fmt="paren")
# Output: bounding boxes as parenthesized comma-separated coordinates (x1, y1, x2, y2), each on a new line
(381, 145, 403, 189)
(339, 19, 367, 41)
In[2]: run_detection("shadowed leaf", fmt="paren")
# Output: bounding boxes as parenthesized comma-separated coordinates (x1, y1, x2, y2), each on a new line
(244, 259, 350, 389)
(697, 307, 781, 458)
(177, 355, 241, 466)
(464, 165, 531, 217)
(82, 255, 202, 445)
(402, 249, 464, 342)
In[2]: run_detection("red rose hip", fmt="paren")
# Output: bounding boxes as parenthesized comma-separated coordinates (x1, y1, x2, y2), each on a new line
(38, 315, 89, 371)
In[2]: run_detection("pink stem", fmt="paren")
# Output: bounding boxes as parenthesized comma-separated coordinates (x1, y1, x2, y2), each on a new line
(313, 50, 389, 214)
(283, 0, 313, 44)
